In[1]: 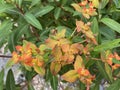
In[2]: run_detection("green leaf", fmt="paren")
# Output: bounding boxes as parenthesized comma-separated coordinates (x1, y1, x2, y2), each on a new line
(94, 39, 120, 51)
(97, 61, 112, 83)
(6, 69, 16, 90)
(61, 70, 78, 82)
(31, 0, 41, 7)
(0, 69, 4, 90)
(91, 83, 100, 90)
(101, 18, 120, 33)
(14, 24, 29, 41)
(78, 82, 86, 90)
(50, 75, 58, 90)
(62, 6, 74, 13)
(112, 58, 120, 64)
(91, 17, 99, 42)
(0, 20, 13, 38)
(105, 63, 113, 83)
(0, 4, 14, 13)
(61, 0, 68, 5)
(100, 26, 115, 40)
(106, 79, 120, 90)
(0, 0, 5, 4)
(25, 70, 36, 81)
(28, 82, 35, 90)
(8, 33, 16, 52)
(24, 13, 42, 30)
(99, 0, 109, 9)
(35, 5, 54, 17)
(33, 66, 45, 76)
(15, 0, 22, 8)
(54, 7, 61, 20)
(24, 64, 32, 71)
(7, 23, 28, 52)
(113, 0, 120, 8)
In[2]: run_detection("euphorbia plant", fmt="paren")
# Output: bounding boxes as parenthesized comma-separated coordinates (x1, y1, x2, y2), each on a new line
(0, 0, 120, 90)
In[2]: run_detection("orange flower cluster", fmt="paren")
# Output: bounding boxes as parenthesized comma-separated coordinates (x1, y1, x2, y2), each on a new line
(62, 55, 94, 85)
(8, 29, 95, 85)
(46, 29, 84, 74)
(107, 52, 120, 70)
(9, 41, 46, 76)
(77, 68, 94, 85)
(72, 0, 97, 19)
(76, 20, 97, 45)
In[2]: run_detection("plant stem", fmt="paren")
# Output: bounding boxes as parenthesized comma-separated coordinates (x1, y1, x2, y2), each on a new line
(30, 26, 40, 42)
(71, 28, 77, 37)
(0, 55, 12, 58)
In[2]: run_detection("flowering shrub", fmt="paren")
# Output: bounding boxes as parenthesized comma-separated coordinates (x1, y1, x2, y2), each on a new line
(0, 0, 120, 90)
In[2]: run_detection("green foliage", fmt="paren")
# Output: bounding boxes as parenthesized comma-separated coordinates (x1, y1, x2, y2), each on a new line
(0, 69, 4, 90)
(101, 18, 120, 33)
(6, 69, 16, 90)
(24, 13, 42, 30)
(28, 82, 35, 90)
(94, 39, 120, 51)
(106, 79, 120, 90)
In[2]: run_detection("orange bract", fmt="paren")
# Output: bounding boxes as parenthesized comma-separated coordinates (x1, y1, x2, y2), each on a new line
(62, 55, 95, 85)
(106, 52, 120, 70)
(72, 0, 97, 19)
(11, 41, 47, 76)
(78, 0, 88, 6)
(76, 20, 97, 45)
(45, 29, 70, 49)
(12, 51, 20, 63)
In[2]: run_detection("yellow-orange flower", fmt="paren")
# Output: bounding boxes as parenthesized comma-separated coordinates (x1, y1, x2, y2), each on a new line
(62, 55, 95, 85)
(72, 0, 97, 19)
(106, 52, 120, 70)
(76, 20, 97, 45)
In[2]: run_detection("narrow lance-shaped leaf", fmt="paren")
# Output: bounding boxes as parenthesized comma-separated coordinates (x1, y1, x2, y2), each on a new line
(91, 17, 99, 42)
(105, 63, 113, 83)
(28, 82, 35, 90)
(15, 0, 22, 8)
(101, 18, 120, 33)
(50, 75, 58, 90)
(99, 0, 109, 9)
(94, 39, 120, 51)
(8, 33, 16, 52)
(6, 69, 16, 90)
(54, 7, 61, 20)
(0, 4, 14, 13)
(96, 61, 112, 82)
(31, 0, 41, 7)
(35, 5, 54, 17)
(14, 24, 29, 42)
(106, 79, 120, 90)
(24, 13, 42, 30)
(0, 20, 13, 38)
(0, 69, 4, 90)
